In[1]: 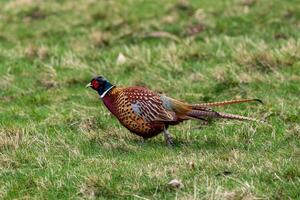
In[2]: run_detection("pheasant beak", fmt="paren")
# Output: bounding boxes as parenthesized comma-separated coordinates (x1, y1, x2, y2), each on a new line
(86, 83, 92, 88)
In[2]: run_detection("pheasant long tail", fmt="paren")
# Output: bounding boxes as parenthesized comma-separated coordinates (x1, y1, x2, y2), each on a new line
(193, 99, 262, 109)
(167, 97, 262, 122)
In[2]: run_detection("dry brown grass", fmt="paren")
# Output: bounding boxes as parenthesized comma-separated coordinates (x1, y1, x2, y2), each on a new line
(234, 39, 300, 72)
(0, 127, 23, 151)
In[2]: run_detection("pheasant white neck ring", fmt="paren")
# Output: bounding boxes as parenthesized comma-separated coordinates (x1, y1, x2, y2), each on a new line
(100, 85, 114, 98)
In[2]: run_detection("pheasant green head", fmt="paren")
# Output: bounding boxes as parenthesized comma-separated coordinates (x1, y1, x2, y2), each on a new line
(86, 76, 114, 98)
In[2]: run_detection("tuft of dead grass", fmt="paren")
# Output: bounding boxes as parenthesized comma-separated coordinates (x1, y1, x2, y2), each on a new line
(162, 13, 178, 24)
(61, 51, 88, 69)
(38, 65, 57, 88)
(24, 45, 48, 60)
(79, 175, 116, 199)
(0, 127, 23, 151)
(0, 72, 14, 90)
(90, 31, 110, 47)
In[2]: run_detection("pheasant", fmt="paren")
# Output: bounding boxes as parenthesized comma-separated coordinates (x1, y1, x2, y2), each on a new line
(86, 76, 262, 145)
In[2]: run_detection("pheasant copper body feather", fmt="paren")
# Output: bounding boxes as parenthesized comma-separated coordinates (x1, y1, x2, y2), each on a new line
(86, 76, 262, 145)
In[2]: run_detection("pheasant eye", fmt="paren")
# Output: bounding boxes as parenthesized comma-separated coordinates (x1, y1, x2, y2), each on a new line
(91, 80, 100, 89)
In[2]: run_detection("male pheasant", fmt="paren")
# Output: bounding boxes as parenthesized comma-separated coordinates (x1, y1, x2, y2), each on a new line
(86, 76, 262, 145)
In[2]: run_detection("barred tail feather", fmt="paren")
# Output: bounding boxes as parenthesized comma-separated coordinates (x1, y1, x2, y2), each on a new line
(186, 109, 261, 122)
(187, 109, 220, 118)
(193, 99, 262, 108)
(217, 112, 259, 122)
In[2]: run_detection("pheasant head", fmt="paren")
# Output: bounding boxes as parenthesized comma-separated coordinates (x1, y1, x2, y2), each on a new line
(86, 76, 114, 98)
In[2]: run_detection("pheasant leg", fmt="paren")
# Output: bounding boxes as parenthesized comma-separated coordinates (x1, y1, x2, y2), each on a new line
(163, 126, 174, 146)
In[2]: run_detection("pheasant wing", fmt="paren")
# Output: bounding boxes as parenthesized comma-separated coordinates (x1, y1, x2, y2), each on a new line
(123, 88, 175, 122)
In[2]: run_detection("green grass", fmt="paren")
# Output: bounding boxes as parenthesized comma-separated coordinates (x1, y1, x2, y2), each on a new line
(0, 0, 300, 199)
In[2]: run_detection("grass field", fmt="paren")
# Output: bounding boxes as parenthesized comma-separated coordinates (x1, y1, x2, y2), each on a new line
(0, 0, 300, 199)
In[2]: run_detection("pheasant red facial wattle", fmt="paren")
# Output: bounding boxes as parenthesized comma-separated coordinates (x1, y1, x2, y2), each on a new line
(86, 76, 262, 145)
